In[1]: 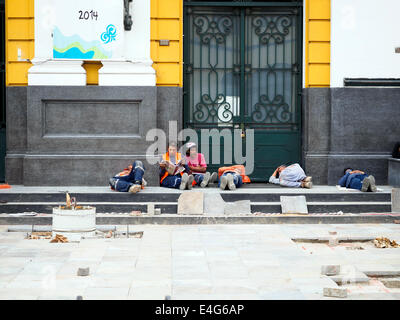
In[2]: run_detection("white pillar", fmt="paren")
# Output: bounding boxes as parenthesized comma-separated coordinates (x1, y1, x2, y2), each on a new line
(28, 0, 86, 85)
(98, 0, 156, 86)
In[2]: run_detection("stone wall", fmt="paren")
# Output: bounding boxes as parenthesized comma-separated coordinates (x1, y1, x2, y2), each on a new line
(303, 87, 400, 185)
(6, 86, 182, 186)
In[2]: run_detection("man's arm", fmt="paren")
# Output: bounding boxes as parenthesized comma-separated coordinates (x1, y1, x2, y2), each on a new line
(189, 165, 206, 173)
(269, 175, 280, 185)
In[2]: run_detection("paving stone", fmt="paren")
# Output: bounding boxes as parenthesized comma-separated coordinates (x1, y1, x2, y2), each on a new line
(329, 270, 370, 285)
(392, 188, 400, 213)
(204, 193, 225, 215)
(177, 192, 204, 215)
(224, 200, 251, 215)
(280, 196, 308, 214)
(321, 265, 341, 276)
(323, 287, 347, 298)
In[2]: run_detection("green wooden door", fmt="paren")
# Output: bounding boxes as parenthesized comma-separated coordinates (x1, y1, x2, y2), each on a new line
(183, 1, 302, 181)
(0, 0, 5, 182)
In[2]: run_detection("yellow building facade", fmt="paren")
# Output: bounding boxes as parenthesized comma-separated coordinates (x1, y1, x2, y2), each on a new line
(5, 0, 330, 87)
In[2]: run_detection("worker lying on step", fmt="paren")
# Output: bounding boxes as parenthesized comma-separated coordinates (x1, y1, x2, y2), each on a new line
(217, 164, 251, 190)
(109, 160, 146, 193)
(269, 163, 312, 188)
(338, 168, 377, 192)
(159, 141, 194, 190)
(185, 142, 217, 188)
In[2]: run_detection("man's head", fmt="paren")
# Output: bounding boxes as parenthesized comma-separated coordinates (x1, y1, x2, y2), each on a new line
(275, 165, 286, 178)
(168, 141, 178, 157)
(185, 142, 197, 157)
(344, 168, 352, 175)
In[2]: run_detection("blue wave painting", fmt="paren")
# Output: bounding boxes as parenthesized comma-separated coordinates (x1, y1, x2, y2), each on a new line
(53, 27, 112, 59)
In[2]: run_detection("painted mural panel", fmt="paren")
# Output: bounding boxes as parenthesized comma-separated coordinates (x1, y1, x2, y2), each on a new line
(53, 0, 124, 60)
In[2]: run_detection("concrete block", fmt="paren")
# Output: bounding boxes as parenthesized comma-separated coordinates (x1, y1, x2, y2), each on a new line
(177, 192, 204, 215)
(392, 188, 400, 213)
(323, 287, 347, 298)
(280, 196, 308, 214)
(154, 208, 161, 215)
(321, 265, 341, 276)
(204, 193, 225, 215)
(77, 267, 90, 276)
(147, 203, 155, 215)
(224, 200, 251, 215)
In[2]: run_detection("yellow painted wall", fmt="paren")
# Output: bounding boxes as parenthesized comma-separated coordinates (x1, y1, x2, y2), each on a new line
(305, 0, 331, 87)
(6, 0, 327, 88)
(5, 0, 34, 86)
(150, 0, 183, 87)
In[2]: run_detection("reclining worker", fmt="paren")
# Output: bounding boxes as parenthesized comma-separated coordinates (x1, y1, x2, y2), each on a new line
(185, 142, 218, 188)
(160, 141, 194, 190)
(338, 168, 377, 192)
(109, 160, 147, 193)
(217, 164, 251, 190)
(269, 163, 312, 188)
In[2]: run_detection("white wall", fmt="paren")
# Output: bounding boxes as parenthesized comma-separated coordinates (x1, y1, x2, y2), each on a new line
(331, 0, 400, 87)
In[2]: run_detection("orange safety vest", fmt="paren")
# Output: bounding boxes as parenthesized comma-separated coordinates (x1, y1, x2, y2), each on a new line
(160, 152, 183, 184)
(218, 165, 251, 183)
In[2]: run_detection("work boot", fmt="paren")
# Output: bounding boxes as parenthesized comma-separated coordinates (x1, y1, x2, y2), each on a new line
(220, 175, 228, 190)
(200, 172, 211, 188)
(302, 181, 312, 189)
(187, 174, 194, 190)
(368, 175, 377, 192)
(129, 184, 141, 193)
(361, 177, 371, 192)
(209, 172, 218, 184)
(227, 174, 236, 190)
(304, 176, 312, 182)
(179, 173, 189, 190)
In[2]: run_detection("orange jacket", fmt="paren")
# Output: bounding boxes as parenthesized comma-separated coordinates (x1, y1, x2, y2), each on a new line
(218, 165, 251, 183)
(160, 152, 183, 184)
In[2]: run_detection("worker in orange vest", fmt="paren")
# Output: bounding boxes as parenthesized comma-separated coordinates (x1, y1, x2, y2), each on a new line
(217, 164, 251, 190)
(160, 141, 194, 190)
(109, 160, 146, 193)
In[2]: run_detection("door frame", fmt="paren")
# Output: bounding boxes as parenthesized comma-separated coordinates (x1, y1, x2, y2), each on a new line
(183, 1, 303, 180)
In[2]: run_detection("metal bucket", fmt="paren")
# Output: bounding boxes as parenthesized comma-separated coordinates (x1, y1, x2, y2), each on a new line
(52, 206, 96, 239)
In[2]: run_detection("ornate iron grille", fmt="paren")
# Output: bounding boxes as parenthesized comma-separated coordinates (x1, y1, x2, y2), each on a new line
(183, 1, 303, 180)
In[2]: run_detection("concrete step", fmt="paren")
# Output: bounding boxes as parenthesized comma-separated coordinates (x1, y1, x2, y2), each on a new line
(0, 213, 399, 225)
(0, 185, 393, 214)
(0, 191, 391, 203)
(0, 201, 392, 214)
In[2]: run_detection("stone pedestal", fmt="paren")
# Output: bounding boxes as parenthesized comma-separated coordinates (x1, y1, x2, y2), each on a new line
(98, 61, 156, 86)
(28, 60, 86, 86)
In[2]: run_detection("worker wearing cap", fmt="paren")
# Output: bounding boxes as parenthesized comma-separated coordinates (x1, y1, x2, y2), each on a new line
(185, 142, 217, 188)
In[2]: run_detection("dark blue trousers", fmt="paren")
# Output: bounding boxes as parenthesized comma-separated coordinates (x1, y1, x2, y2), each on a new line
(110, 160, 145, 192)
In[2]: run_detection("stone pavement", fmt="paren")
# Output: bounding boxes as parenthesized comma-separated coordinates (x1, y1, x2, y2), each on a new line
(0, 224, 399, 300)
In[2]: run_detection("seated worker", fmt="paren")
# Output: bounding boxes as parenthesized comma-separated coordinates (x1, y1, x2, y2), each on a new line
(338, 168, 377, 192)
(218, 164, 251, 190)
(160, 141, 194, 190)
(185, 142, 217, 188)
(269, 163, 312, 188)
(109, 160, 146, 193)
